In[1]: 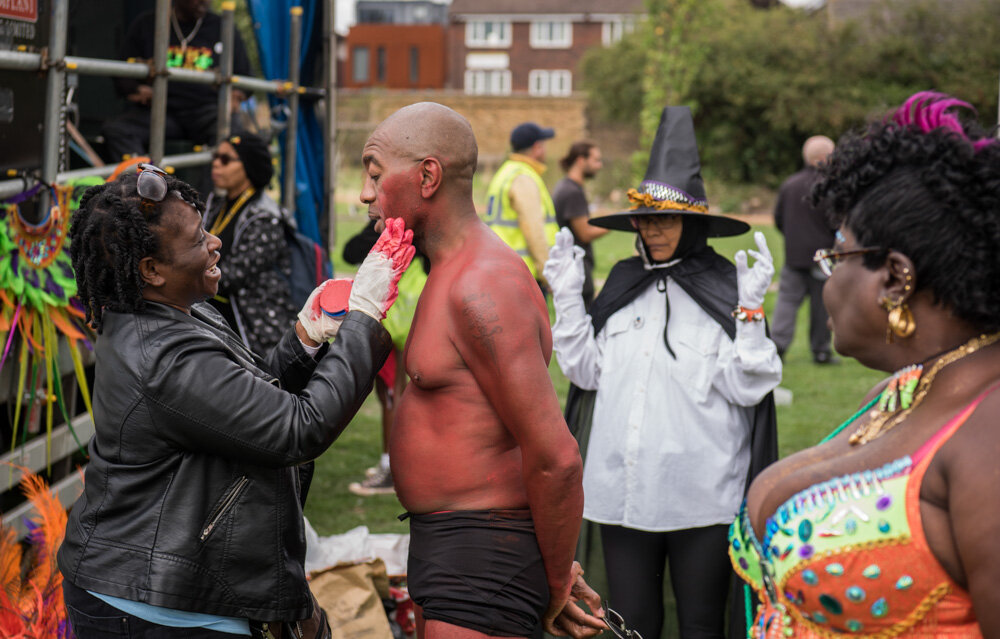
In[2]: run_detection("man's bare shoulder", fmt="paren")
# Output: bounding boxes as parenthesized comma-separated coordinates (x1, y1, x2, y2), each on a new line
(443, 232, 546, 330)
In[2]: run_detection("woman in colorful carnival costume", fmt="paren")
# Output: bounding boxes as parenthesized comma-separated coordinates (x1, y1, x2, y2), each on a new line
(57, 166, 414, 638)
(729, 91, 1000, 637)
(204, 133, 297, 353)
(546, 106, 782, 639)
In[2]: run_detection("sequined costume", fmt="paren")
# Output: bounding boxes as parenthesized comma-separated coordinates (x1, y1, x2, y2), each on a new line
(729, 390, 993, 637)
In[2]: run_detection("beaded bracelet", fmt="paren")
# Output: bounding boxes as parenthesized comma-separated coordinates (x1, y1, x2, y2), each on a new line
(732, 305, 765, 322)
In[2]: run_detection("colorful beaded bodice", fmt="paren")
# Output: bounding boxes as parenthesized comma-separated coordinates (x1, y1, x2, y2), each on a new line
(729, 400, 986, 638)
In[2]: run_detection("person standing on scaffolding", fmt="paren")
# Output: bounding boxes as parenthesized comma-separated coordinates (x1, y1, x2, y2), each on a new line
(101, 0, 251, 162)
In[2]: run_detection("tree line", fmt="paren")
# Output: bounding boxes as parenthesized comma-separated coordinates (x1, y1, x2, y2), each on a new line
(581, 0, 1000, 186)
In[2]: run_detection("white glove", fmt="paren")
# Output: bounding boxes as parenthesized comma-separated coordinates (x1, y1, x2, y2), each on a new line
(349, 217, 416, 321)
(734, 231, 774, 309)
(297, 279, 349, 343)
(543, 228, 586, 304)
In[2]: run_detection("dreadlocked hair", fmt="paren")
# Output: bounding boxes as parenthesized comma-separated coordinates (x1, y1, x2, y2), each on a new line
(68, 172, 205, 332)
(812, 91, 1000, 333)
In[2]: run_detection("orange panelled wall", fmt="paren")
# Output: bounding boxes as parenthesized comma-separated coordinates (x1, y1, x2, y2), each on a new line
(343, 24, 446, 89)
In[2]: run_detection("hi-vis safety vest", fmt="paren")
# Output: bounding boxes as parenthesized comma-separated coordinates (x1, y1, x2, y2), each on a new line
(483, 159, 559, 279)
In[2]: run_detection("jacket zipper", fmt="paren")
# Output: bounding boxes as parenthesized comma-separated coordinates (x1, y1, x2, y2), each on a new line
(200, 475, 249, 542)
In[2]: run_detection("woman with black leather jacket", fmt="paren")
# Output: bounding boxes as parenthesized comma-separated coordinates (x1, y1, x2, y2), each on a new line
(57, 166, 415, 639)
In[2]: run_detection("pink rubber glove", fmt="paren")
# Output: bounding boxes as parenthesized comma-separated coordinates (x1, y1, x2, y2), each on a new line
(348, 217, 416, 320)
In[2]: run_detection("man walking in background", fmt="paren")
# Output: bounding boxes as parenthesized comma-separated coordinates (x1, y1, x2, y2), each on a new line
(483, 122, 560, 291)
(553, 142, 609, 310)
(771, 135, 837, 363)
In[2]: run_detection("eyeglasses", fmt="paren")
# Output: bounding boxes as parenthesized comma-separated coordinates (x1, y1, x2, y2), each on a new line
(136, 163, 169, 210)
(632, 214, 682, 232)
(813, 246, 883, 277)
(212, 152, 240, 166)
(604, 607, 643, 639)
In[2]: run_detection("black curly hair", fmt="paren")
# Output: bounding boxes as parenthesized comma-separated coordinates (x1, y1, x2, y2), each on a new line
(68, 171, 205, 332)
(812, 92, 1000, 333)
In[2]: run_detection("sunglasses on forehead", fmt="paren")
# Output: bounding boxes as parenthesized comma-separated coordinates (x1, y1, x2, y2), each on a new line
(136, 163, 199, 213)
(136, 163, 169, 210)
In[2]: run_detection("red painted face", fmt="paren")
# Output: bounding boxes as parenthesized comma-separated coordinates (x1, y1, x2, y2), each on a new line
(360, 133, 423, 233)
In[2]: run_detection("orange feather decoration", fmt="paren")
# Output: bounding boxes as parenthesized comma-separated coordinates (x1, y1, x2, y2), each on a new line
(0, 463, 73, 638)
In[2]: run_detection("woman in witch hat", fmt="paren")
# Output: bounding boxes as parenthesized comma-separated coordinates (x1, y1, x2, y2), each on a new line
(545, 106, 781, 639)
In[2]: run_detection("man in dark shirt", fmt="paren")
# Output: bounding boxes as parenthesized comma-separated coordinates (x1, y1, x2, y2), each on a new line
(552, 142, 608, 309)
(101, 0, 251, 161)
(772, 135, 837, 363)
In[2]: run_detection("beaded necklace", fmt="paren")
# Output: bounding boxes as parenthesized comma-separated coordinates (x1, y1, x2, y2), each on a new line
(6, 186, 72, 269)
(849, 331, 1000, 445)
(208, 187, 255, 236)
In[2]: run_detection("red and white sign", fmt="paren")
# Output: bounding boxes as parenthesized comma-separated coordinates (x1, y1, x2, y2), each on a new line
(0, 0, 37, 23)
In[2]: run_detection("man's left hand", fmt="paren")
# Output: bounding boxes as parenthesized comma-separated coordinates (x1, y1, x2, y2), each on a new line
(734, 231, 774, 309)
(545, 562, 606, 639)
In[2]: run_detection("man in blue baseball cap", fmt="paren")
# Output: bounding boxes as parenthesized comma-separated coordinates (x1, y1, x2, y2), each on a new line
(483, 122, 560, 290)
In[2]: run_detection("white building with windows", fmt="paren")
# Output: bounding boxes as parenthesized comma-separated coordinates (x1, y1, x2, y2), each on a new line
(446, 0, 644, 96)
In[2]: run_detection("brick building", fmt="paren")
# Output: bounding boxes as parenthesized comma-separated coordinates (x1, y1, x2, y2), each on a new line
(342, 0, 448, 89)
(446, 0, 644, 96)
(343, 24, 446, 89)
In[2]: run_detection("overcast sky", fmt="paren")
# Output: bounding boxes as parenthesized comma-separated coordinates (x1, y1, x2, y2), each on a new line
(335, 0, 356, 34)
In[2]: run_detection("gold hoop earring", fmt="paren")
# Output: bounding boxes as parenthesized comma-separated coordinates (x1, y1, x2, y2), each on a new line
(887, 302, 916, 340)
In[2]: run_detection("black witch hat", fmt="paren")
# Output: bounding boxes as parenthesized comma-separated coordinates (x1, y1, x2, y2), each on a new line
(591, 106, 749, 237)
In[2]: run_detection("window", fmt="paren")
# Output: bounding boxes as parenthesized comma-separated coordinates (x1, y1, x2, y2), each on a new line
(465, 20, 511, 47)
(528, 70, 572, 97)
(530, 21, 572, 48)
(376, 46, 386, 83)
(409, 47, 420, 85)
(352, 46, 369, 83)
(464, 69, 511, 95)
(602, 18, 637, 46)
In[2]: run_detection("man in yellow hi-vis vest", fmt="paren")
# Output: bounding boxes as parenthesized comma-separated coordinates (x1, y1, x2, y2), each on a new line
(483, 122, 560, 289)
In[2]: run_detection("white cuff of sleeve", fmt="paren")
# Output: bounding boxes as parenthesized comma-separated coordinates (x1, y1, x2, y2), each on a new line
(297, 337, 322, 358)
(735, 317, 771, 348)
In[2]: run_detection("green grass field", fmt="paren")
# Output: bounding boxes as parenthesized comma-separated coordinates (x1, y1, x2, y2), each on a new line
(303, 216, 885, 537)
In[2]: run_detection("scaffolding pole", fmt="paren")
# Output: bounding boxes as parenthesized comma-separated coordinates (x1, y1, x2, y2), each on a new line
(148, 0, 171, 164)
(216, 2, 236, 143)
(282, 7, 303, 214)
(40, 0, 69, 203)
(323, 0, 338, 251)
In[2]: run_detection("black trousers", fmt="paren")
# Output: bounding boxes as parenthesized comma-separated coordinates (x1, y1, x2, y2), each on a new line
(600, 524, 732, 639)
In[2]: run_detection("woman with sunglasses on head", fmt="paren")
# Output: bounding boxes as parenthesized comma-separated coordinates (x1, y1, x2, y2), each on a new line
(204, 133, 296, 353)
(546, 107, 782, 639)
(729, 92, 1000, 637)
(57, 166, 414, 638)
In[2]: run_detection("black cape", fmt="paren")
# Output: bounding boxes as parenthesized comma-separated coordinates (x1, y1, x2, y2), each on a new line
(563, 245, 778, 639)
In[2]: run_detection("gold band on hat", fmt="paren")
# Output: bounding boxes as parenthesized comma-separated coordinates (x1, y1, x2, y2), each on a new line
(626, 188, 709, 214)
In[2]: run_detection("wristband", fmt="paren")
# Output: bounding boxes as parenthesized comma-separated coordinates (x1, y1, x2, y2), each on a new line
(732, 305, 765, 322)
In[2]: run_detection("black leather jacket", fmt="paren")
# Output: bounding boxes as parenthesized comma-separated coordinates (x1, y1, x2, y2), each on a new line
(58, 302, 392, 622)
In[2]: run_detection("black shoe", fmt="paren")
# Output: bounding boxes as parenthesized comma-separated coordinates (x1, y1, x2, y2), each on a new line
(813, 352, 841, 365)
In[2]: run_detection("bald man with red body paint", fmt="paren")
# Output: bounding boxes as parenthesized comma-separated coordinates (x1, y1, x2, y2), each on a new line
(359, 103, 605, 639)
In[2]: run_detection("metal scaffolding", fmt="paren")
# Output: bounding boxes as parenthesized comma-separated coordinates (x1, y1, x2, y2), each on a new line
(0, 0, 338, 252)
(0, 0, 339, 540)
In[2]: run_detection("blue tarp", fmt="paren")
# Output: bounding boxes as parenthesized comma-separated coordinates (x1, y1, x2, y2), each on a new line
(246, 0, 325, 244)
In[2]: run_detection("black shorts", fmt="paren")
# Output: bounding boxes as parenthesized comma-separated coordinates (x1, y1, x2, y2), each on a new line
(407, 509, 548, 637)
